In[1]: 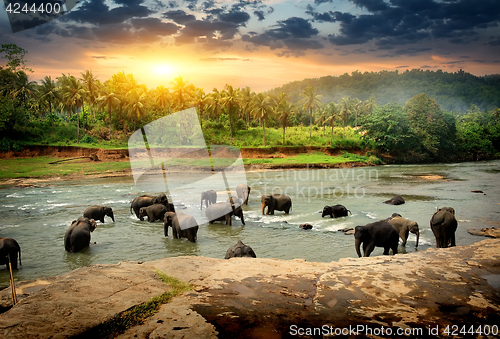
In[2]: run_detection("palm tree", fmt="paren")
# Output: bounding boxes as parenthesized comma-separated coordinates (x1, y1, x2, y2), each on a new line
(58, 74, 86, 142)
(154, 85, 171, 113)
(125, 87, 147, 130)
(299, 85, 322, 138)
(276, 96, 297, 145)
(339, 97, 355, 139)
(80, 70, 99, 120)
(38, 75, 60, 125)
(251, 93, 272, 146)
(192, 88, 206, 128)
(171, 76, 193, 111)
(12, 70, 37, 110)
(220, 84, 239, 137)
(96, 83, 120, 140)
(323, 102, 341, 146)
(238, 86, 254, 127)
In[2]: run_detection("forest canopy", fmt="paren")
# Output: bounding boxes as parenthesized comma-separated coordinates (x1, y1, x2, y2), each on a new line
(1, 44, 499, 164)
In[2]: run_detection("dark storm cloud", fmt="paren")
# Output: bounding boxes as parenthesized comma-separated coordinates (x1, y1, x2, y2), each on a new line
(242, 17, 323, 52)
(254, 10, 265, 21)
(131, 18, 180, 35)
(308, 0, 500, 50)
(163, 10, 196, 24)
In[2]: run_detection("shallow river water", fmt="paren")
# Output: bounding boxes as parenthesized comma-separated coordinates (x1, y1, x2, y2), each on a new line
(1, 160, 499, 287)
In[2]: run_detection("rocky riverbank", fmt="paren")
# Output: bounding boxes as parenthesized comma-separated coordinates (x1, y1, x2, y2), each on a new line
(0, 239, 499, 338)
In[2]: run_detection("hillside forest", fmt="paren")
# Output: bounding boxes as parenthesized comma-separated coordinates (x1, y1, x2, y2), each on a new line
(1, 43, 499, 163)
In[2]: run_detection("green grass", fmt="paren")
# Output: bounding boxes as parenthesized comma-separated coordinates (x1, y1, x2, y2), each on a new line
(243, 151, 381, 166)
(72, 270, 192, 339)
(0, 157, 131, 179)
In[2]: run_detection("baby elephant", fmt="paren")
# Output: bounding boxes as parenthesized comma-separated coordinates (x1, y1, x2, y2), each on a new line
(225, 240, 256, 259)
(164, 212, 199, 243)
(84, 205, 115, 223)
(383, 195, 405, 205)
(139, 204, 169, 222)
(354, 220, 399, 257)
(322, 204, 351, 218)
(0, 237, 22, 269)
(388, 216, 419, 247)
(430, 207, 458, 248)
(64, 217, 97, 253)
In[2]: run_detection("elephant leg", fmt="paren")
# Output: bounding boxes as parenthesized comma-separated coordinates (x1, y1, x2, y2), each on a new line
(448, 232, 456, 247)
(173, 226, 179, 239)
(391, 244, 398, 255)
(401, 229, 409, 247)
(226, 214, 232, 226)
(364, 242, 375, 257)
(383, 246, 390, 255)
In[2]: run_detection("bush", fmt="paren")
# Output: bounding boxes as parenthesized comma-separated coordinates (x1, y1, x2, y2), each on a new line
(0, 137, 23, 151)
(80, 135, 98, 144)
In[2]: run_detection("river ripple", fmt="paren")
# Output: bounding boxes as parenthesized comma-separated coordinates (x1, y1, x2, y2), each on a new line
(1, 160, 499, 287)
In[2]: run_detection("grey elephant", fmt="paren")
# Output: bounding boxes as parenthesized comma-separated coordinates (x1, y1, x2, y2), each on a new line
(383, 195, 405, 205)
(139, 204, 169, 222)
(225, 240, 256, 259)
(206, 202, 245, 226)
(201, 190, 217, 209)
(130, 194, 170, 219)
(164, 212, 198, 243)
(0, 237, 22, 270)
(261, 194, 292, 215)
(226, 196, 242, 205)
(83, 205, 115, 223)
(388, 216, 419, 247)
(430, 207, 458, 248)
(236, 184, 251, 205)
(64, 217, 97, 253)
(354, 220, 399, 257)
(321, 204, 351, 218)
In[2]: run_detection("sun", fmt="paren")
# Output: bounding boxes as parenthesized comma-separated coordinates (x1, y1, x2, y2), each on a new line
(153, 64, 175, 76)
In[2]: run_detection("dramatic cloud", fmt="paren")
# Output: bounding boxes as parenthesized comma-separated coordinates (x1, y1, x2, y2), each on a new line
(305, 0, 500, 50)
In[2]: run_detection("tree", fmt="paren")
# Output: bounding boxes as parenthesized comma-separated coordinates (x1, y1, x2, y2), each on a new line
(276, 94, 296, 145)
(38, 76, 60, 125)
(300, 85, 322, 138)
(153, 85, 171, 113)
(171, 76, 194, 111)
(238, 86, 254, 127)
(126, 87, 147, 129)
(80, 70, 99, 120)
(12, 70, 37, 110)
(58, 74, 86, 142)
(322, 102, 341, 146)
(339, 97, 355, 139)
(220, 84, 239, 137)
(97, 83, 120, 140)
(0, 43, 31, 72)
(251, 93, 272, 146)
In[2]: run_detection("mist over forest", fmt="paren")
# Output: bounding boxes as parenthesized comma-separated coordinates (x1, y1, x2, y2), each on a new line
(271, 69, 500, 113)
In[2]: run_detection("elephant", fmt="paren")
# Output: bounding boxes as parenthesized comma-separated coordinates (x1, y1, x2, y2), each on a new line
(64, 217, 97, 253)
(236, 184, 251, 205)
(138, 204, 169, 222)
(321, 204, 351, 218)
(354, 220, 399, 257)
(0, 237, 21, 270)
(261, 194, 292, 215)
(206, 202, 245, 226)
(385, 213, 402, 221)
(430, 207, 458, 248)
(300, 223, 313, 230)
(164, 212, 198, 243)
(388, 216, 419, 247)
(130, 194, 170, 220)
(83, 205, 115, 223)
(383, 195, 405, 205)
(226, 196, 242, 205)
(225, 240, 256, 259)
(201, 190, 217, 209)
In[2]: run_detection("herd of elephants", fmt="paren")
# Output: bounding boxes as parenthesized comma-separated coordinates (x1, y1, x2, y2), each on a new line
(0, 183, 459, 271)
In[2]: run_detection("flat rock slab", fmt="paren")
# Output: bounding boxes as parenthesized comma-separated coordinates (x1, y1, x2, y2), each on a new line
(468, 227, 500, 238)
(1, 239, 500, 338)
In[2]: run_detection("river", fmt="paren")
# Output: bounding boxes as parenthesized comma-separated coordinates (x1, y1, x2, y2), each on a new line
(1, 161, 499, 288)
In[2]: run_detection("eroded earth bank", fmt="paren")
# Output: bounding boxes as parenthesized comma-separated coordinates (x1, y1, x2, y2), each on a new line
(0, 239, 499, 338)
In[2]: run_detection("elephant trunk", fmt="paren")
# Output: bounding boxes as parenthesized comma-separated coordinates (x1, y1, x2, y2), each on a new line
(262, 202, 266, 215)
(355, 238, 363, 257)
(110, 212, 115, 222)
(415, 230, 420, 248)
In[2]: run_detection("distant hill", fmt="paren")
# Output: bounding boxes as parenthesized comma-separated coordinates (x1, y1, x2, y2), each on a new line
(269, 69, 500, 112)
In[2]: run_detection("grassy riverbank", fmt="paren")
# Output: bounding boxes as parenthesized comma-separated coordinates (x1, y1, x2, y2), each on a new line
(0, 149, 380, 180)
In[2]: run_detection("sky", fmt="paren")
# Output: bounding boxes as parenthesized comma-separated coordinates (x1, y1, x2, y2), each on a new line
(1, 0, 500, 92)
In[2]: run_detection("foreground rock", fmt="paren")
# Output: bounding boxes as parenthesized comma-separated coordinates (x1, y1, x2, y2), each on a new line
(1, 239, 499, 338)
(468, 227, 500, 238)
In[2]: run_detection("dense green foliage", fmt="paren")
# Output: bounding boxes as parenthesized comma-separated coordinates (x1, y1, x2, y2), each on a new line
(1, 44, 499, 164)
(271, 69, 500, 112)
